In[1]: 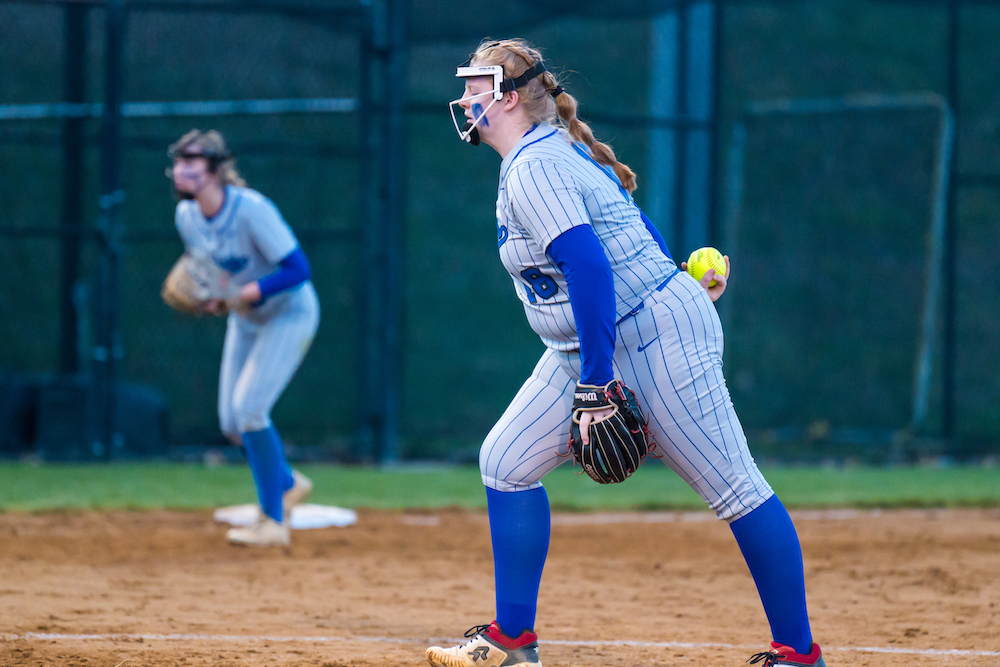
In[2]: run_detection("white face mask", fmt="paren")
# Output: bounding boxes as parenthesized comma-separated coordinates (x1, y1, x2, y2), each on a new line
(449, 90, 499, 145)
(449, 65, 504, 145)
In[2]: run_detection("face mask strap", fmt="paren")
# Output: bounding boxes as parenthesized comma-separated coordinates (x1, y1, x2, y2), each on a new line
(499, 61, 548, 94)
(167, 132, 233, 172)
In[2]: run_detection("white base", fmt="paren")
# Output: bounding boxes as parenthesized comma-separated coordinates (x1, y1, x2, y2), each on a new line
(213, 503, 358, 530)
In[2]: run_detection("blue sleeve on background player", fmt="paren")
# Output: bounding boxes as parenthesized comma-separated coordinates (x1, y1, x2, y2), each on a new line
(257, 246, 311, 302)
(546, 225, 615, 386)
(638, 207, 672, 260)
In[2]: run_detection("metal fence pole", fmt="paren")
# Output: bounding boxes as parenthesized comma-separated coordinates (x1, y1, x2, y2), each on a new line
(95, 0, 126, 459)
(648, 9, 679, 245)
(672, 0, 689, 254)
(356, 6, 378, 460)
(708, 0, 723, 244)
(942, 0, 960, 440)
(59, 2, 88, 376)
(379, 0, 407, 464)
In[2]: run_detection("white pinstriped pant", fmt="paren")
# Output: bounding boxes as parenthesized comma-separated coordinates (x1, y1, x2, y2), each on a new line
(218, 285, 319, 442)
(480, 272, 773, 521)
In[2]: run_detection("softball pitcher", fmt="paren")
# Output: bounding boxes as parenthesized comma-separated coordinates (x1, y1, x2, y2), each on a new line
(426, 40, 827, 667)
(169, 129, 318, 547)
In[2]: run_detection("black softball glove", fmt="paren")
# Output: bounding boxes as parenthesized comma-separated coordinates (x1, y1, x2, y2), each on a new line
(569, 380, 649, 484)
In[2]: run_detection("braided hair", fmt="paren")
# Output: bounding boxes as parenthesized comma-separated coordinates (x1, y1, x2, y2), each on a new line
(471, 38, 638, 193)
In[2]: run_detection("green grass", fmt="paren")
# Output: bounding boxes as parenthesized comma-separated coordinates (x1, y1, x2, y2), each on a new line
(1, 462, 998, 513)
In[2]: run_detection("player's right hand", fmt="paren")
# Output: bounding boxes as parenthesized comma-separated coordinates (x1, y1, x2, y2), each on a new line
(202, 298, 228, 316)
(680, 255, 730, 302)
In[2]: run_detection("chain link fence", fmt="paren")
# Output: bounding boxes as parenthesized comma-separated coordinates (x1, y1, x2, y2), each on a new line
(2, 0, 998, 461)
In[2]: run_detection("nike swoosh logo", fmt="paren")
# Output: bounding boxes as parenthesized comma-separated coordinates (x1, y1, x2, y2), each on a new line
(637, 335, 662, 353)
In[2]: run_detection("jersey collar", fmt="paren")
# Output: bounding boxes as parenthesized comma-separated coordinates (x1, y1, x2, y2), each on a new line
(203, 184, 232, 224)
(194, 185, 242, 236)
(500, 121, 559, 183)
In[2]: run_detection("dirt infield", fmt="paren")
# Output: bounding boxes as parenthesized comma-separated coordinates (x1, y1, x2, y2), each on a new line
(1, 507, 998, 666)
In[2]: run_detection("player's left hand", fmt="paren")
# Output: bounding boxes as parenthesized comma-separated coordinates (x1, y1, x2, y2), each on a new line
(576, 407, 615, 446)
(569, 380, 649, 484)
(680, 255, 730, 302)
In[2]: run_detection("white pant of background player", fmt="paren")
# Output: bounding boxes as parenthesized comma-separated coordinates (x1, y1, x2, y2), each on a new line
(480, 272, 773, 521)
(218, 283, 320, 445)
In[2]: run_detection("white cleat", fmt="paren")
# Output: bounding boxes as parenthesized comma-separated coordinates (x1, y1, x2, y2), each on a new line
(426, 622, 541, 667)
(226, 515, 290, 547)
(283, 469, 313, 523)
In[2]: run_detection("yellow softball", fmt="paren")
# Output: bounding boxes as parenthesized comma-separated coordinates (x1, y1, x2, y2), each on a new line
(686, 247, 727, 287)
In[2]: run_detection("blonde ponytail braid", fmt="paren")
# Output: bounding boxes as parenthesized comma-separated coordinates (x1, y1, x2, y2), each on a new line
(554, 91, 637, 193)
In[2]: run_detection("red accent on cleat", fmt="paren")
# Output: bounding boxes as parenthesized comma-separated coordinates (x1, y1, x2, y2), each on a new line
(769, 642, 823, 666)
(484, 621, 538, 650)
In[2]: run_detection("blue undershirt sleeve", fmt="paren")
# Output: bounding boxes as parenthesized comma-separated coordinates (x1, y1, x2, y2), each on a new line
(546, 225, 616, 386)
(257, 246, 311, 301)
(638, 207, 672, 260)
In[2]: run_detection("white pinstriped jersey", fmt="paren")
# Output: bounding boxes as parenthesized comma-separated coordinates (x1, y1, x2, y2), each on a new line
(482, 126, 772, 522)
(175, 186, 320, 436)
(496, 122, 676, 351)
(175, 185, 313, 324)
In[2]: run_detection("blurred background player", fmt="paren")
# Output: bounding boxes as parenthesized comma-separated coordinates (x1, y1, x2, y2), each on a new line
(169, 129, 319, 547)
(425, 40, 826, 667)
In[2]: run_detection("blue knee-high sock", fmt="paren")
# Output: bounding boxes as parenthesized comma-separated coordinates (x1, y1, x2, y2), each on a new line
(487, 486, 551, 638)
(241, 426, 295, 523)
(730, 494, 813, 654)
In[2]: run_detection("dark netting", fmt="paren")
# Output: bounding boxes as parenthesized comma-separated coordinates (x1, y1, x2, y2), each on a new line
(726, 107, 941, 438)
(1, 0, 998, 460)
